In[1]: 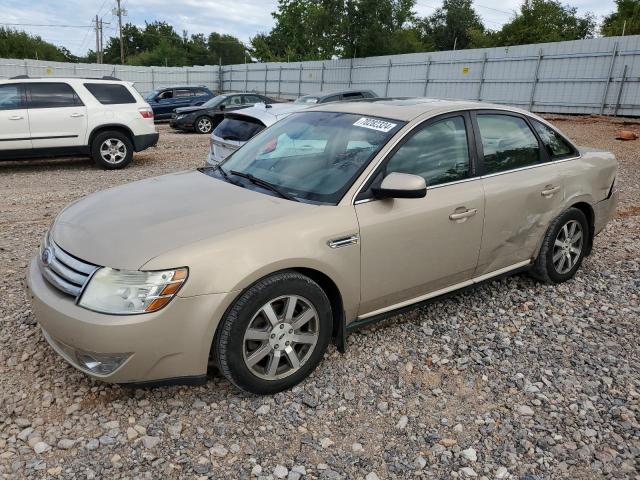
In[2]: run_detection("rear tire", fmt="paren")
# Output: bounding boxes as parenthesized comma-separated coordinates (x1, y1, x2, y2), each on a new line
(195, 116, 213, 134)
(531, 208, 589, 284)
(91, 131, 133, 169)
(214, 271, 332, 394)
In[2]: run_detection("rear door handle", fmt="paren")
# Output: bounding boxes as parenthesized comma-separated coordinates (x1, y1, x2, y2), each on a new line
(70, 113, 85, 118)
(541, 185, 560, 197)
(449, 208, 478, 221)
(9, 115, 24, 120)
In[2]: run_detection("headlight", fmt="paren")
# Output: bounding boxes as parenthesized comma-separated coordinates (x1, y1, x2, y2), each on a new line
(176, 114, 185, 120)
(78, 267, 188, 315)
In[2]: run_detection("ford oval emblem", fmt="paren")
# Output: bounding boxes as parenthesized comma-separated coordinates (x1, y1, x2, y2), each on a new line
(41, 247, 53, 266)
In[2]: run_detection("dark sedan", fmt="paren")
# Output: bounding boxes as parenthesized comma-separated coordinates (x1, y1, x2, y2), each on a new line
(170, 93, 277, 134)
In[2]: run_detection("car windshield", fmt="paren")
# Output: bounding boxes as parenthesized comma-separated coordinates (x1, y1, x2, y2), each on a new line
(144, 90, 158, 101)
(204, 111, 403, 204)
(202, 95, 226, 108)
(294, 96, 319, 104)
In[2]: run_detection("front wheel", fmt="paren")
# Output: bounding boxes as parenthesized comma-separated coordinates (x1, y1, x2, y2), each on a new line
(195, 116, 213, 134)
(214, 271, 332, 394)
(531, 207, 590, 283)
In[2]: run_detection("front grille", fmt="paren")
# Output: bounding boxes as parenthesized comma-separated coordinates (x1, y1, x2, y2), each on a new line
(39, 236, 99, 298)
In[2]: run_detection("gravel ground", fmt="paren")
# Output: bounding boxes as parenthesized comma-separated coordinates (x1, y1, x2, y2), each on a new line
(0, 118, 638, 480)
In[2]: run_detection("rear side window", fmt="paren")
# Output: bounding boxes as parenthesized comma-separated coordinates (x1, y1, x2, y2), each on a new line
(476, 114, 540, 174)
(27, 83, 83, 109)
(0, 84, 22, 110)
(531, 119, 576, 158)
(84, 83, 136, 105)
(214, 117, 265, 142)
(174, 89, 194, 98)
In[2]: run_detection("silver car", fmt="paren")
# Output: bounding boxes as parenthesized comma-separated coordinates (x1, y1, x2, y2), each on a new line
(207, 103, 308, 166)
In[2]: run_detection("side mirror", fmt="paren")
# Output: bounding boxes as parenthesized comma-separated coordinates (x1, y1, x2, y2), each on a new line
(372, 172, 427, 199)
(219, 105, 226, 111)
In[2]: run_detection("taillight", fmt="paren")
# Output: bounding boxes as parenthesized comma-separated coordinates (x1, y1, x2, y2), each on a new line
(138, 107, 154, 119)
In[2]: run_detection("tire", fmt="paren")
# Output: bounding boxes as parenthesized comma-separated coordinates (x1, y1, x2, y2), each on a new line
(195, 116, 213, 134)
(91, 130, 134, 169)
(531, 207, 590, 284)
(214, 271, 332, 394)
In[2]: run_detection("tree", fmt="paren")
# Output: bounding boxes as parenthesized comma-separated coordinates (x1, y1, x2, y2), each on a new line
(419, 0, 485, 51)
(208, 33, 249, 65)
(601, 0, 640, 36)
(498, 0, 596, 46)
(250, 0, 427, 61)
(0, 28, 77, 62)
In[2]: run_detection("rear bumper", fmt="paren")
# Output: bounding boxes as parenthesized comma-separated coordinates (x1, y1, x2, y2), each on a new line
(594, 191, 618, 235)
(26, 257, 234, 384)
(133, 133, 159, 152)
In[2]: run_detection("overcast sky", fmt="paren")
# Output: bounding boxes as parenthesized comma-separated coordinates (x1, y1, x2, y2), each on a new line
(1, 0, 617, 57)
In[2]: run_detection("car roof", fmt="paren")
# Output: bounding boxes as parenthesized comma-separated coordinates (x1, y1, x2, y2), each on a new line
(300, 89, 374, 99)
(224, 103, 309, 126)
(304, 97, 533, 122)
(157, 85, 209, 90)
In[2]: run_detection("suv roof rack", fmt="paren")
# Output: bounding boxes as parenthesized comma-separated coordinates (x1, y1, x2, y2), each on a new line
(8, 75, 122, 81)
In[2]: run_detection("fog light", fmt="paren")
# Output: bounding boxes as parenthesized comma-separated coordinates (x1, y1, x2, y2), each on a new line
(74, 350, 131, 375)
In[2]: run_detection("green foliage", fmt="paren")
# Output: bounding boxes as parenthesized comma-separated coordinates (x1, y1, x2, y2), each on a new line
(250, 0, 429, 62)
(601, 0, 640, 36)
(498, 0, 596, 46)
(0, 27, 77, 62)
(100, 21, 248, 66)
(419, 0, 485, 51)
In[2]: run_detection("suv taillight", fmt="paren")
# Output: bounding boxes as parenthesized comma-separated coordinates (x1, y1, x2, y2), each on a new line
(139, 107, 154, 119)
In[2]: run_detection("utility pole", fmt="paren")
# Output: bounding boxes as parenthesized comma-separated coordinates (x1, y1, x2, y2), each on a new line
(99, 19, 104, 64)
(95, 15, 100, 63)
(113, 0, 127, 64)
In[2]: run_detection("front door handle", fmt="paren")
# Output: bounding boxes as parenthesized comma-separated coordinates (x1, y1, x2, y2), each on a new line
(449, 208, 478, 222)
(70, 113, 85, 118)
(541, 185, 560, 197)
(9, 115, 24, 120)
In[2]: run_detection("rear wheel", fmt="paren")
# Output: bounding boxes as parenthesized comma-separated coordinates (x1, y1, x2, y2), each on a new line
(195, 116, 213, 134)
(531, 208, 589, 283)
(91, 131, 133, 169)
(214, 271, 332, 394)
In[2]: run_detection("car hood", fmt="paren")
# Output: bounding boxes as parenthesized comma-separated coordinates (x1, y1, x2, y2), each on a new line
(175, 105, 210, 114)
(50, 170, 309, 270)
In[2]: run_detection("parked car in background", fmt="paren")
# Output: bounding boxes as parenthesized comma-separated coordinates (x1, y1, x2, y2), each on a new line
(171, 93, 277, 134)
(294, 89, 377, 104)
(144, 85, 215, 120)
(27, 99, 617, 394)
(0, 76, 158, 169)
(207, 103, 308, 165)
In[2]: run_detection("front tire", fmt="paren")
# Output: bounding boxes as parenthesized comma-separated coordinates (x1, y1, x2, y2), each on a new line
(214, 271, 332, 394)
(531, 208, 589, 284)
(91, 131, 133, 169)
(195, 116, 213, 134)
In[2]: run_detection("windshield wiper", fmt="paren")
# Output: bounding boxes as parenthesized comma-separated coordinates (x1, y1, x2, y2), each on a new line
(229, 170, 298, 202)
(201, 164, 241, 187)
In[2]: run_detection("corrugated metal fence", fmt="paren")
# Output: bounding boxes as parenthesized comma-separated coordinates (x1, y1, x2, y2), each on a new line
(1, 35, 639, 116)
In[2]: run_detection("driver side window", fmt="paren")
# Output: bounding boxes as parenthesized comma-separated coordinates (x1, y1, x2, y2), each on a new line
(385, 116, 470, 186)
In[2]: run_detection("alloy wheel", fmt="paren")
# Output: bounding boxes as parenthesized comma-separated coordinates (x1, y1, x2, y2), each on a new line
(197, 118, 212, 133)
(552, 219, 583, 274)
(100, 139, 127, 164)
(242, 295, 319, 381)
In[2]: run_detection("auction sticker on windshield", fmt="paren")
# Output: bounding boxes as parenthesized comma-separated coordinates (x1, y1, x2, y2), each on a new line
(353, 117, 397, 133)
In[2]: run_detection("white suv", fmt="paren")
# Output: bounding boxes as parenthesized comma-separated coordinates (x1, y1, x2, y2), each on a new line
(0, 76, 158, 169)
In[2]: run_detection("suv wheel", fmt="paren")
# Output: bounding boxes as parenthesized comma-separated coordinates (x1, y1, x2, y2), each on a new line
(214, 271, 332, 394)
(195, 116, 213, 134)
(91, 131, 134, 169)
(531, 207, 590, 284)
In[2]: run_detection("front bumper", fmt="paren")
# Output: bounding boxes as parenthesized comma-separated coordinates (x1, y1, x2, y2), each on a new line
(170, 117, 194, 131)
(132, 133, 159, 152)
(26, 258, 234, 384)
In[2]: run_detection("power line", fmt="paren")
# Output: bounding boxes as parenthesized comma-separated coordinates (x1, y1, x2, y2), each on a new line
(0, 22, 93, 28)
